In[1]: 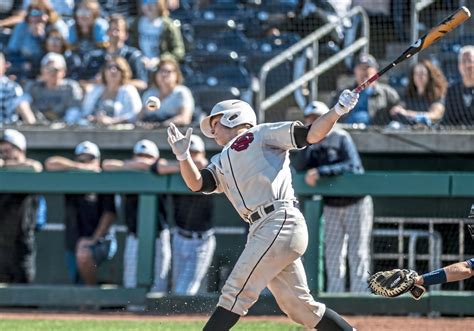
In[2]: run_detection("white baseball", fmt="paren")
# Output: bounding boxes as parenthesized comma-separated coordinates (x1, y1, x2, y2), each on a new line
(146, 96, 161, 112)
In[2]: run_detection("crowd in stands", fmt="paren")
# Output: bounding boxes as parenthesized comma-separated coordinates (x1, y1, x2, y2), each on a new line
(0, 0, 472, 129)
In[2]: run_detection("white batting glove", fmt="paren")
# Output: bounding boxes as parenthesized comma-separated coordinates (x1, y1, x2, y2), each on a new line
(167, 122, 193, 161)
(334, 89, 359, 116)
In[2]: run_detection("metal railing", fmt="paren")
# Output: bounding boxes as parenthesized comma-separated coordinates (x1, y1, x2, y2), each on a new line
(256, 6, 369, 123)
(410, 0, 436, 64)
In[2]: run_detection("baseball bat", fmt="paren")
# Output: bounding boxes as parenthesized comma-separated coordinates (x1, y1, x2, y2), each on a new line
(353, 6, 471, 93)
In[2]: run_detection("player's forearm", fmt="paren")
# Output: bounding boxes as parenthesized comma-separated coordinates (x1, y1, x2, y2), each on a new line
(306, 109, 340, 144)
(91, 212, 115, 242)
(179, 158, 203, 192)
(444, 261, 473, 282)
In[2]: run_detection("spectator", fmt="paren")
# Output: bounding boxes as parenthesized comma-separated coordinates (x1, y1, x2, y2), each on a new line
(6, 0, 69, 80)
(293, 101, 373, 293)
(81, 14, 147, 90)
(97, 0, 137, 17)
(169, 135, 216, 295)
(68, 0, 108, 56)
(129, 0, 185, 67)
(82, 56, 142, 125)
(22, 52, 83, 124)
(338, 53, 400, 126)
(0, 0, 75, 28)
(102, 139, 176, 292)
(44, 28, 82, 80)
(442, 45, 474, 126)
(138, 57, 194, 126)
(45, 141, 117, 285)
(390, 60, 448, 127)
(0, 52, 36, 124)
(0, 129, 42, 283)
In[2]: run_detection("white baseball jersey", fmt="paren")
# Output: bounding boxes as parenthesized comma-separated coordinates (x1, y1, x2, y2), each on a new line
(205, 121, 304, 220)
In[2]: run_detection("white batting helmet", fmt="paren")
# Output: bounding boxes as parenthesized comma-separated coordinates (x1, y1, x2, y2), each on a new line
(200, 99, 257, 138)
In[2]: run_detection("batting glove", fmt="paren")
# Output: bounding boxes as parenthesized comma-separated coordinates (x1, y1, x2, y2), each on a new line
(334, 89, 359, 116)
(167, 122, 192, 161)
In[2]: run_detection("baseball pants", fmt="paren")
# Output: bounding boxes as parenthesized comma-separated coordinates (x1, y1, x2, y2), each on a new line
(172, 228, 216, 295)
(323, 196, 373, 293)
(123, 229, 171, 292)
(217, 205, 326, 329)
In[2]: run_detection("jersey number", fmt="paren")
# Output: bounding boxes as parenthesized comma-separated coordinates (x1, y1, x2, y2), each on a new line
(231, 132, 254, 152)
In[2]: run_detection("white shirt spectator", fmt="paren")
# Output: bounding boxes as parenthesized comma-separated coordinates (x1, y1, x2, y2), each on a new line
(82, 84, 142, 123)
(141, 85, 194, 122)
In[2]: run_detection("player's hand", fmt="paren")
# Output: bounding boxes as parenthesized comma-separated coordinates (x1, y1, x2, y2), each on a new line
(167, 122, 192, 161)
(335, 89, 359, 115)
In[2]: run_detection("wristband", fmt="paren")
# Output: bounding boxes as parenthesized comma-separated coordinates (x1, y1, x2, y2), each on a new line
(421, 268, 447, 286)
(176, 151, 190, 161)
(334, 103, 347, 116)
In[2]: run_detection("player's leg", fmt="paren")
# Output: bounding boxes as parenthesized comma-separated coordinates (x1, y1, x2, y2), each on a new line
(267, 258, 326, 328)
(205, 208, 307, 328)
(123, 233, 138, 288)
(317, 308, 355, 331)
(76, 239, 98, 285)
(346, 196, 373, 292)
(152, 229, 171, 293)
(323, 205, 348, 292)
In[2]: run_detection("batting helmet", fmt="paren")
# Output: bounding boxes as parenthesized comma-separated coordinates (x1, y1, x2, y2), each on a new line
(200, 99, 257, 138)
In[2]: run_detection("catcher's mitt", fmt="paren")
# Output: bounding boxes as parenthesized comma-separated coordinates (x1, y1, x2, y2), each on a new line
(367, 269, 426, 300)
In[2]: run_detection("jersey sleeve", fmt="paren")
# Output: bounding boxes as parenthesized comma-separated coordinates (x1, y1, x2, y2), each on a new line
(466, 258, 474, 270)
(260, 121, 307, 151)
(201, 155, 224, 194)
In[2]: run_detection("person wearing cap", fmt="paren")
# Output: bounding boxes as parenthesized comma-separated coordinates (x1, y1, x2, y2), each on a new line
(0, 52, 37, 125)
(293, 100, 373, 293)
(167, 134, 216, 295)
(336, 53, 400, 126)
(21, 52, 83, 124)
(45, 141, 117, 284)
(103, 139, 175, 293)
(0, 129, 42, 283)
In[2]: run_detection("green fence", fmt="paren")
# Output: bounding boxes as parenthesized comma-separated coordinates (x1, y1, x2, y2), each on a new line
(0, 171, 473, 314)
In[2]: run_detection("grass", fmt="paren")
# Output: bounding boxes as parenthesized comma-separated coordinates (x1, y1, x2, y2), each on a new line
(0, 319, 305, 331)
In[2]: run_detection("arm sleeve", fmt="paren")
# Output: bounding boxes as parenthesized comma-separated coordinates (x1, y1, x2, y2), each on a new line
(293, 124, 310, 148)
(466, 258, 474, 270)
(318, 131, 363, 176)
(197, 168, 218, 193)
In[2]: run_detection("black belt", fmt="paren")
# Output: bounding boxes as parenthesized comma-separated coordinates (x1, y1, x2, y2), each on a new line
(177, 228, 213, 240)
(248, 200, 299, 224)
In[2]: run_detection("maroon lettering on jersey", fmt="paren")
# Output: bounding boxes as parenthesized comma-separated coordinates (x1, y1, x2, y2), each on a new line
(231, 132, 254, 152)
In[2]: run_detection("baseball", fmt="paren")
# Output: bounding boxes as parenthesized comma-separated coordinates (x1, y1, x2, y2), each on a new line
(146, 96, 161, 111)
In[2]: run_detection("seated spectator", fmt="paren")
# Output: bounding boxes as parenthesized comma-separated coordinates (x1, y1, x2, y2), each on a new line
(0, 52, 36, 124)
(338, 53, 400, 126)
(442, 45, 474, 127)
(22, 52, 83, 124)
(68, 0, 108, 56)
(97, 0, 137, 17)
(129, 0, 185, 68)
(0, 129, 42, 284)
(82, 56, 142, 125)
(81, 14, 147, 90)
(44, 28, 82, 80)
(6, 1, 69, 80)
(103, 139, 175, 293)
(45, 141, 117, 285)
(390, 60, 448, 127)
(138, 57, 194, 126)
(0, 0, 74, 28)
(293, 101, 373, 293)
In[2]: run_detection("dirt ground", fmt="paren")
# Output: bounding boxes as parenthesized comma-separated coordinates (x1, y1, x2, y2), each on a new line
(0, 311, 473, 331)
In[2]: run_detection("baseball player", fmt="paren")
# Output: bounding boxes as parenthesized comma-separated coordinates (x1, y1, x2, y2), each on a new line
(167, 90, 359, 330)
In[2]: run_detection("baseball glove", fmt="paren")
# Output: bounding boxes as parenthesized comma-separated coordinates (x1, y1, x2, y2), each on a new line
(367, 269, 426, 300)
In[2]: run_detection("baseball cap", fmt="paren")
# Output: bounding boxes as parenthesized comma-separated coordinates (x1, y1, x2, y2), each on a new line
(0, 129, 26, 151)
(190, 135, 205, 153)
(41, 52, 67, 70)
(304, 101, 331, 117)
(354, 53, 379, 69)
(74, 141, 100, 159)
(133, 139, 159, 158)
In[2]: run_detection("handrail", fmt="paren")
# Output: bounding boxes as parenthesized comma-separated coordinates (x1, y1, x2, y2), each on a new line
(410, 0, 435, 64)
(256, 6, 370, 123)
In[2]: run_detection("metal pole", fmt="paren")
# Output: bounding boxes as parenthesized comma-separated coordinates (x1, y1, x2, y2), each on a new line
(410, 0, 419, 64)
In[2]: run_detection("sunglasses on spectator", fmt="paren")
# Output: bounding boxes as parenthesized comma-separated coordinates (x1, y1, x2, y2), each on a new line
(158, 68, 175, 75)
(44, 65, 60, 73)
(76, 8, 92, 18)
(29, 9, 45, 17)
(47, 36, 63, 44)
